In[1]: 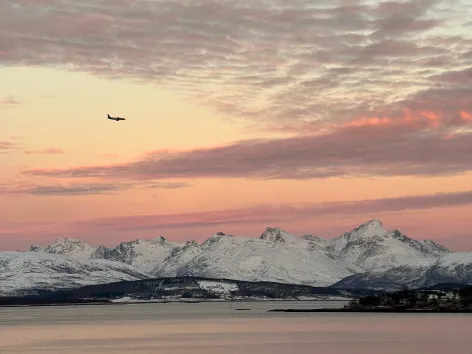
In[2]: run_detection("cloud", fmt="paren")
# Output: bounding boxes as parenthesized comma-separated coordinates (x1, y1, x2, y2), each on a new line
(22, 105, 472, 180)
(3, 0, 472, 181)
(0, 182, 131, 196)
(0, 95, 20, 107)
(0, 180, 190, 196)
(24, 147, 65, 155)
(1, 0, 471, 126)
(146, 182, 191, 189)
(0, 142, 65, 155)
(0, 140, 19, 154)
(73, 189, 472, 232)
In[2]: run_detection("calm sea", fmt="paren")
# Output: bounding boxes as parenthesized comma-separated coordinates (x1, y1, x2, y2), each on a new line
(1, 301, 471, 353)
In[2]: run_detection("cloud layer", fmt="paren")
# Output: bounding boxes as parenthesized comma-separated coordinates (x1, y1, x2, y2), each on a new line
(1, 0, 471, 181)
(71, 189, 472, 231)
(0, 140, 65, 156)
(1, 0, 471, 125)
(0, 181, 189, 196)
(0, 140, 18, 154)
(22, 116, 472, 180)
(24, 148, 65, 155)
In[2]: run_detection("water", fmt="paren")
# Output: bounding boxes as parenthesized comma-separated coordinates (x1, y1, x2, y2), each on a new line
(1, 301, 471, 353)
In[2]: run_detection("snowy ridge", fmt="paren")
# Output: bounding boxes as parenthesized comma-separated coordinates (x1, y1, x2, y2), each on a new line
(155, 231, 360, 287)
(0, 251, 150, 296)
(333, 253, 472, 291)
(1, 219, 469, 294)
(326, 220, 448, 271)
(32, 238, 95, 262)
(90, 236, 179, 273)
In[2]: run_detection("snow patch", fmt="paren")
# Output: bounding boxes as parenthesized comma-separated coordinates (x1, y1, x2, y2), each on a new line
(197, 280, 239, 295)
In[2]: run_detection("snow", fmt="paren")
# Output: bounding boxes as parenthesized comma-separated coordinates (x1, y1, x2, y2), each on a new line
(158, 232, 361, 287)
(197, 280, 239, 295)
(326, 220, 447, 271)
(0, 251, 150, 296)
(1, 220, 468, 294)
(334, 252, 472, 290)
(435, 252, 472, 266)
(91, 237, 182, 273)
(31, 238, 96, 262)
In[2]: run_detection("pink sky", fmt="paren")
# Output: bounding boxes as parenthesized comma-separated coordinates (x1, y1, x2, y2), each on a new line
(1, 0, 472, 251)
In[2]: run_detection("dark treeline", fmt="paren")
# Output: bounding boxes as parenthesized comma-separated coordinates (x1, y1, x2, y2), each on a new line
(352, 285, 472, 310)
(0, 276, 376, 305)
(0, 298, 111, 306)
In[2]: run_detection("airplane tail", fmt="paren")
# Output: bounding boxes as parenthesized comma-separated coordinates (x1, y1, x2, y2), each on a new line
(107, 114, 110, 118)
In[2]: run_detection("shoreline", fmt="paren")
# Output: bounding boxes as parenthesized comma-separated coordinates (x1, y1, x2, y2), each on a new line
(0, 298, 351, 308)
(268, 308, 472, 313)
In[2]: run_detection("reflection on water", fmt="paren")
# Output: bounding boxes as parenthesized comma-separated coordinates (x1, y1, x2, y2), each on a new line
(1, 301, 471, 353)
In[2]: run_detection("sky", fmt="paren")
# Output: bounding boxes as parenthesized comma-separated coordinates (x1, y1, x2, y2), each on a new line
(1, 0, 472, 251)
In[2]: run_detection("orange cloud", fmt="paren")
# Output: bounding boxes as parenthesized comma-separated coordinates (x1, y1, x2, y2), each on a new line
(345, 116, 393, 128)
(345, 108, 441, 129)
(460, 111, 472, 122)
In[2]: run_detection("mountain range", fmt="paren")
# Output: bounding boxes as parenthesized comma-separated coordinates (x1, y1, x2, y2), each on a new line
(1, 219, 471, 296)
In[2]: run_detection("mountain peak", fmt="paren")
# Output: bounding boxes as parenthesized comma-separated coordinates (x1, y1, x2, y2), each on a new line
(49, 237, 90, 245)
(41, 237, 95, 261)
(422, 239, 451, 254)
(302, 234, 323, 241)
(350, 219, 386, 238)
(259, 227, 297, 243)
(29, 244, 43, 252)
(360, 219, 384, 229)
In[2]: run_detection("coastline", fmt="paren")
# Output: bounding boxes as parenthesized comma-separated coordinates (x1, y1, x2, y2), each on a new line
(0, 298, 351, 308)
(269, 307, 472, 313)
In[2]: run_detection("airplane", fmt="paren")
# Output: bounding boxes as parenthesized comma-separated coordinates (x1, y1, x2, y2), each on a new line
(107, 114, 126, 121)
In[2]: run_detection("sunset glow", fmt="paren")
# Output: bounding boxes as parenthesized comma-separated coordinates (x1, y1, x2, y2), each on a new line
(1, 0, 472, 251)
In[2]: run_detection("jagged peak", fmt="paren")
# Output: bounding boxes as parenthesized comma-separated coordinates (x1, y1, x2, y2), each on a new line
(348, 219, 386, 238)
(357, 219, 384, 230)
(183, 240, 199, 247)
(200, 232, 230, 247)
(29, 244, 43, 252)
(147, 236, 171, 245)
(46, 237, 93, 249)
(302, 234, 324, 241)
(422, 239, 451, 253)
(260, 227, 297, 243)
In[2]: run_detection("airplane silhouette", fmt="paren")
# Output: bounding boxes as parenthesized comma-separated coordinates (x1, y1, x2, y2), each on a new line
(107, 114, 126, 121)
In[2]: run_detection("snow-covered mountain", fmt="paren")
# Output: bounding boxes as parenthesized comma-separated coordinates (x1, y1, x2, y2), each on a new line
(332, 252, 472, 291)
(326, 220, 448, 271)
(1, 219, 469, 295)
(90, 236, 180, 273)
(30, 238, 95, 262)
(0, 251, 150, 296)
(155, 230, 361, 286)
